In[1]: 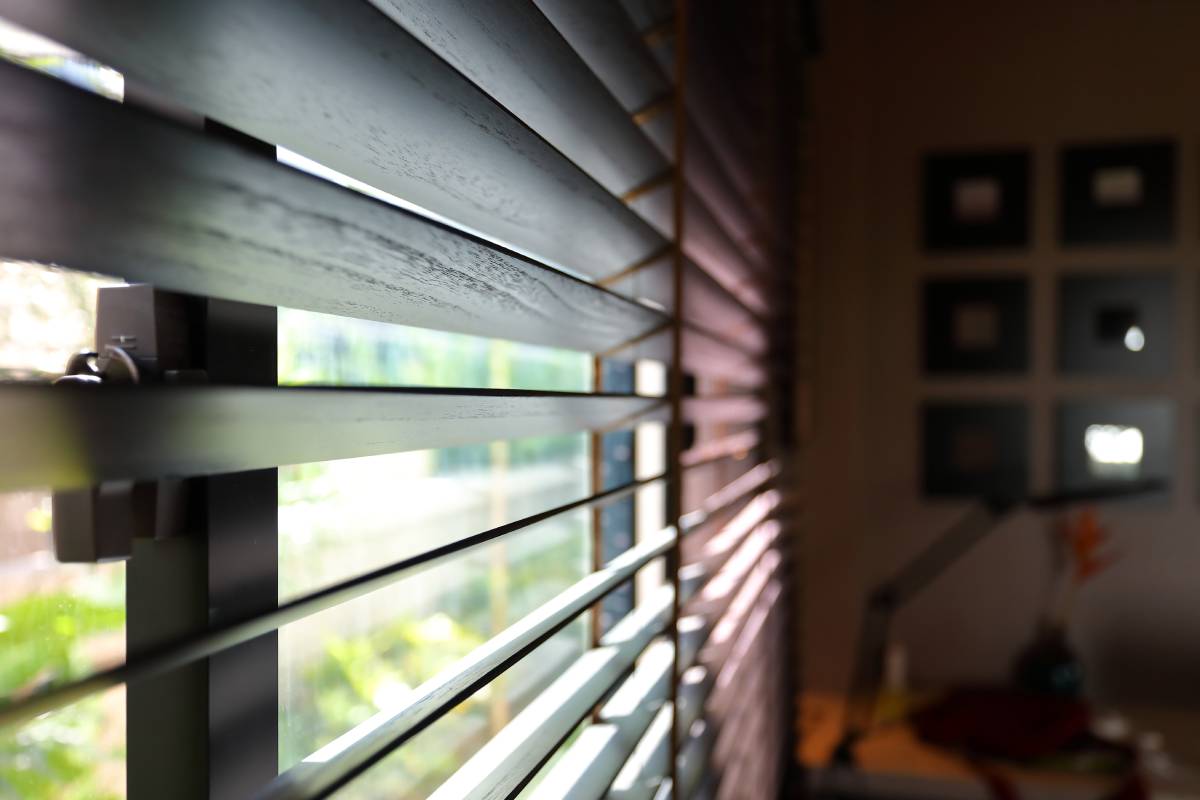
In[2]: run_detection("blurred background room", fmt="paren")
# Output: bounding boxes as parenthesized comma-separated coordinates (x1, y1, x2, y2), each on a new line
(1, 1, 1200, 799)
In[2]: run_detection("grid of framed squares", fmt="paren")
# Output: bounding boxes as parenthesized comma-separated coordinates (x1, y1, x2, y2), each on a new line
(919, 139, 1181, 503)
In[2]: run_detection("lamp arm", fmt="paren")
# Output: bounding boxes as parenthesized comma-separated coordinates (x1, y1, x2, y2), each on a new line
(828, 479, 1163, 768)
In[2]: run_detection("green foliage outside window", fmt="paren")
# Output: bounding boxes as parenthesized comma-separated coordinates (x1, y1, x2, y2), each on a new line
(0, 235, 593, 797)
(0, 575, 126, 800)
(0, 262, 126, 800)
(277, 309, 592, 795)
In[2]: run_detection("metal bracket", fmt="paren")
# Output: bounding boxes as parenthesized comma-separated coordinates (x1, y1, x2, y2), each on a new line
(51, 285, 207, 563)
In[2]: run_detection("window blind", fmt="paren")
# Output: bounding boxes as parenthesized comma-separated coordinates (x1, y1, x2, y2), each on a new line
(0, 1, 795, 798)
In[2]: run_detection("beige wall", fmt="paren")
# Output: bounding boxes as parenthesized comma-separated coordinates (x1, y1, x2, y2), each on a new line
(802, 0, 1200, 708)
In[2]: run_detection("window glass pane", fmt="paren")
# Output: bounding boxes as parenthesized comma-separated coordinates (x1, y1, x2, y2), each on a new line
(636, 420, 668, 600)
(279, 435, 589, 601)
(0, 17, 123, 101)
(513, 719, 586, 799)
(636, 358, 667, 398)
(0, 261, 126, 798)
(598, 361, 636, 632)
(0, 495, 126, 800)
(278, 511, 589, 777)
(598, 428, 635, 634)
(278, 313, 594, 789)
(0, 261, 115, 381)
(342, 628, 584, 800)
(3, 19, 604, 799)
(279, 308, 591, 392)
(0, 687, 126, 800)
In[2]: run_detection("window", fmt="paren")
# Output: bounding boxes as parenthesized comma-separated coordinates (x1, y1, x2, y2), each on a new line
(276, 311, 594, 790)
(0, 4, 787, 798)
(0, 262, 125, 800)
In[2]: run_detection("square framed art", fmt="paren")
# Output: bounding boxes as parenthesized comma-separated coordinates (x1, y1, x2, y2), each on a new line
(923, 403, 1029, 499)
(923, 150, 1030, 250)
(1056, 399, 1173, 502)
(1058, 273, 1172, 378)
(1060, 140, 1175, 245)
(924, 277, 1029, 374)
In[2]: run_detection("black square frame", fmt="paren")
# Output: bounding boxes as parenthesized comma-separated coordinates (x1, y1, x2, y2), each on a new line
(923, 277, 1029, 374)
(1056, 399, 1173, 503)
(1060, 140, 1176, 245)
(923, 150, 1030, 250)
(1057, 273, 1173, 378)
(923, 403, 1029, 500)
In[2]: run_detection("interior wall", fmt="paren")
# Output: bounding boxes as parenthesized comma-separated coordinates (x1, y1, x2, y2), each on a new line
(802, 0, 1200, 709)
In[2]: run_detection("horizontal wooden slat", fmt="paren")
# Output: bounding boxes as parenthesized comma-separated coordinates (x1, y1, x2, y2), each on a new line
(683, 260, 767, 354)
(604, 328, 763, 386)
(627, 181, 675, 238)
(526, 616, 712, 800)
(695, 487, 778, 552)
(678, 615, 713, 676)
(677, 719, 715, 798)
(697, 525, 782, 639)
(0, 0, 664, 280)
(677, 667, 715, 745)
(684, 491, 779, 586)
(618, 23, 673, 96)
(644, 28, 676, 76)
(682, 499, 759, 565)
(684, 394, 767, 426)
(372, 0, 667, 198)
(603, 253, 674, 313)
(679, 539, 781, 724)
(604, 258, 767, 353)
(528, 640, 673, 800)
(712, 650, 770, 768)
(602, 641, 673, 722)
(680, 462, 778, 533)
(683, 28, 760, 226)
(715, 680, 776, 798)
(678, 561, 710, 605)
(605, 328, 673, 365)
(686, 119, 768, 269)
(681, 455, 759, 530)
(641, 112, 675, 162)
(705, 555, 782, 695)
(620, 0, 675, 35)
(712, 604, 782, 752)
(529, 0, 677, 163)
(683, 327, 765, 387)
(713, 594, 787, 800)
(681, 430, 760, 469)
(0, 384, 661, 492)
(685, 189, 769, 313)
(609, 703, 672, 800)
(534, 0, 670, 116)
(0, 475, 666, 730)
(261, 526, 677, 800)
(527, 722, 625, 799)
(525, 611, 710, 800)
(427, 588, 674, 800)
(0, 64, 666, 354)
(709, 581, 782, 717)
